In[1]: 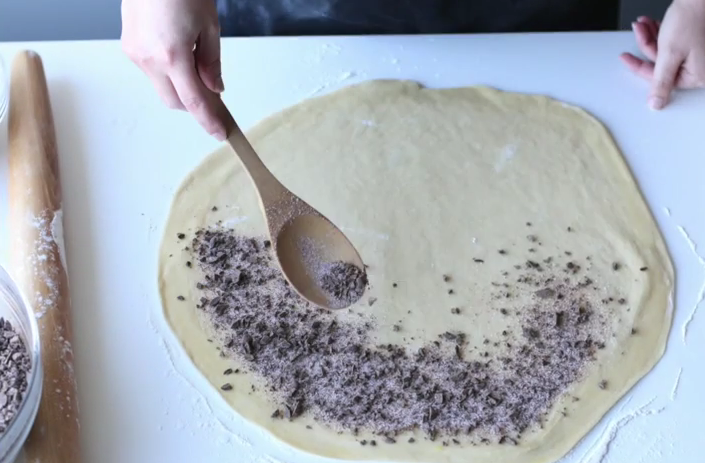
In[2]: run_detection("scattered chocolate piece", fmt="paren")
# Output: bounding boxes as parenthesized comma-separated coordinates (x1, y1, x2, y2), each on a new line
(360, 440, 368, 446)
(392, 283, 398, 288)
(631, 328, 638, 335)
(212, 206, 218, 211)
(385, 437, 396, 444)
(393, 325, 401, 332)
(370, 440, 377, 446)
(618, 298, 626, 305)
(498, 249, 507, 255)
(473, 258, 484, 263)
(526, 222, 532, 227)
(189, 228, 609, 445)
(599, 380, 608, 390)
(527, 235, 538, 243)
(499, 436, 518, 445)
(186, 261, 192, 268)
(535, 288, 555, 299)
(612, 262, 621, 271)
(177, 295, 185, 301)
(451, 308, 461, 315)
(177, 233, 186, 240)
(271, 409, 282, 418)
(408, 437, 416, 443)
(448, 289, 454, 295)
(443, 275, 451, 283)
(567, 227, 573, 232)
(223, 368, 233, 375)
(368, 297, 377, 307)
(640, 267, 648, 272)
(320, 262, 368, 307)
(221, 383, 233, 391)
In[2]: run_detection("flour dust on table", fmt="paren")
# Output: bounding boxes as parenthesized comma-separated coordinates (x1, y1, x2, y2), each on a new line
(158, 80, 673, 463)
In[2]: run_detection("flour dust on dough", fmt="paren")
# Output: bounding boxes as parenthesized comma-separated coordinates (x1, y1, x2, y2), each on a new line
(158, 80, 673, 463)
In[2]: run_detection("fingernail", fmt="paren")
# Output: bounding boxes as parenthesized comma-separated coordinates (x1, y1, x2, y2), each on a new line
(649, 96, 665, 110)
(214, 130, 226, 141)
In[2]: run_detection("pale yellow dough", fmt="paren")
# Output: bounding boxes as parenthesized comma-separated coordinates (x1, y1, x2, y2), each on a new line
(158, 81, 673, 463)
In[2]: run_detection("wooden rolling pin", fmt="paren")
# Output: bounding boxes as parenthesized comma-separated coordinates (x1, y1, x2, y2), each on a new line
(8, 51, 81, 462)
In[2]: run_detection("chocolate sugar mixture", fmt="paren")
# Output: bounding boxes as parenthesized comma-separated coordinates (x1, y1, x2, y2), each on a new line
(0, 318, 30, 434)
(320, 261, 367, 307)
(188, 227, 614, 445)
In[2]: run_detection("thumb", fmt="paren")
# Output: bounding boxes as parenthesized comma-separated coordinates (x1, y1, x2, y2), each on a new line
(196, 23, 224, 93)
(649, 50, 683, 109)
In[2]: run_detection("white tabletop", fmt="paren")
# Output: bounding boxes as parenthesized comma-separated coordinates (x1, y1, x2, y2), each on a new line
(0, 32, 704, 463)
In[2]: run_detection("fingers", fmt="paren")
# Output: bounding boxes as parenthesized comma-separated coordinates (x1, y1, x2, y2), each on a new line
(632, 21, 657, 61)
(146, 71, 185, 110)
(621, 52, 655, 80)
(650, 51, 685, 109)
(195, 23, 224, 94)
(636, 16, 660, 39)
(169, 52, 227, 140)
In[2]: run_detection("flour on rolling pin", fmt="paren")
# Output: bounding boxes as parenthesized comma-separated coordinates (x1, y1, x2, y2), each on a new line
(25, 207, 68, 320)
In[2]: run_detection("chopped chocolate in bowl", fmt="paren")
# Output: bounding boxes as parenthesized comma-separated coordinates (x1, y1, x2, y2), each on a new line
(320, 261, 368, 308)
(190, 227, 611, 445)
(0, 319, 30, 434)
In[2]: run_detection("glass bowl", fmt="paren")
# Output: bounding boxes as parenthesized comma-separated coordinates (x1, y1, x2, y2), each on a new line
(0, 265, 42, 462)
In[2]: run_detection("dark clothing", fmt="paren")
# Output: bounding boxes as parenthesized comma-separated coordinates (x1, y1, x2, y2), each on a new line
(216, 0, 619, 36)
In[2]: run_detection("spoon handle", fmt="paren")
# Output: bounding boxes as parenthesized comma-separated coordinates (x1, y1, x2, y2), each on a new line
(218, 102, 288, 207)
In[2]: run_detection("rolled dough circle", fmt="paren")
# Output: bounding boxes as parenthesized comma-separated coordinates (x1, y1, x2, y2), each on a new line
(158, 81, 673, 463)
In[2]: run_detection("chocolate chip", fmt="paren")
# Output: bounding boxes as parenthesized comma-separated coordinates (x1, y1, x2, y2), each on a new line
(221, 383, 233, 391)
(612, 262, 621, 271)
(451, 307, 461, 315)
(223, 368, 233, 375)
(177, 295, 185, 301)
(212, 206, 218, 211)
(443, 275, 451, 283)
(498, 249, 507, 255)
(599, 380, 608, 390)
(385, 437, 396, 444)
(408, 437, 416, 443)
(368, 297, 377, 307)
(177, 233, 186, 239)
(640, 267, 648, 272)
(535, 288, 555, 299)
(473, 258, 484, 263)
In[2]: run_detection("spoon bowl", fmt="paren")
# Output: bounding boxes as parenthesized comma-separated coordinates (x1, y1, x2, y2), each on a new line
(276, 213, 365, 309)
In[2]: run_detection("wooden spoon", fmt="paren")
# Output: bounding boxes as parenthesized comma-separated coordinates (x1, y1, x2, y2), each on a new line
(215, 102, 365, 309)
